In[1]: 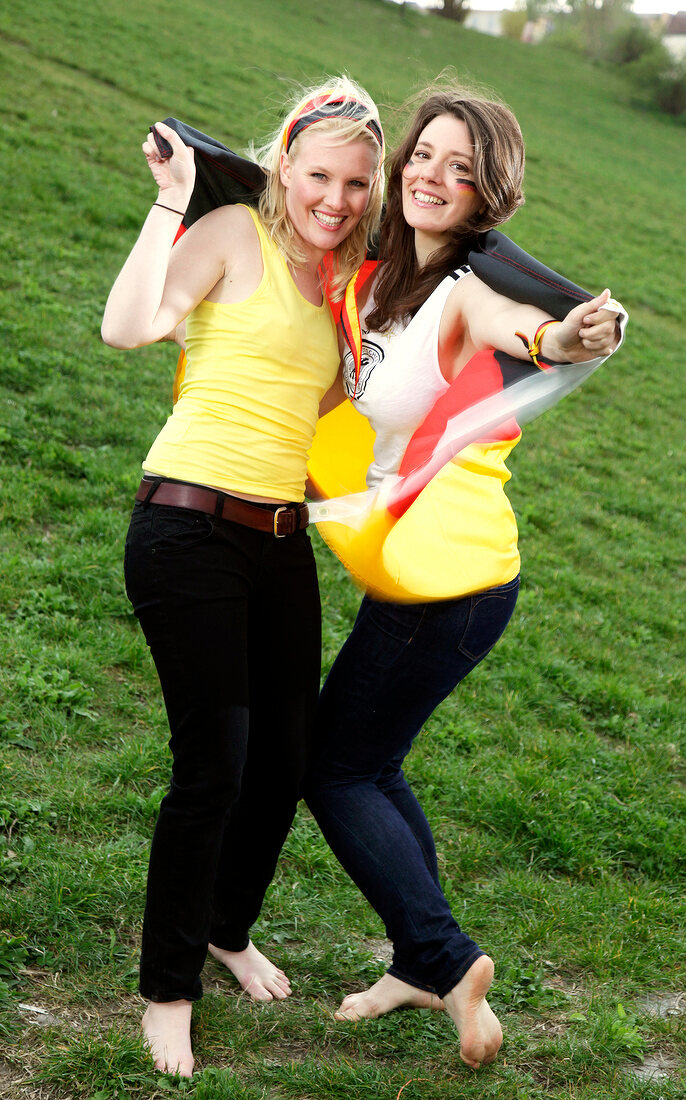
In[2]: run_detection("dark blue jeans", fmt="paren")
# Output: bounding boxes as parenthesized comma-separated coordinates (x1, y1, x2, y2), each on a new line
(305, 576, 519, 999)
(124, 496, 321, 1002)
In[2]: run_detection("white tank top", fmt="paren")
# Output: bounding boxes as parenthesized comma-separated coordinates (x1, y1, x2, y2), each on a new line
(342, 266, 471, 488)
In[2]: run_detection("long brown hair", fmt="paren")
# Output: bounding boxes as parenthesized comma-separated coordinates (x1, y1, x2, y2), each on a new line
(367, 86, 525, 332)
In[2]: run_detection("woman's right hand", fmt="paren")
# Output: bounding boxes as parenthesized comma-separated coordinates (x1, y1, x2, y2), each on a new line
(143, 121, 195, 209)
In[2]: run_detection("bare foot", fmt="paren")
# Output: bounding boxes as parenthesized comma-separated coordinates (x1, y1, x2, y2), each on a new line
(142, 1000, 194, 1077)
(208, 940, 291, 1002)
(334, 972, 444, 1020)
(442, 955, 502, 1069)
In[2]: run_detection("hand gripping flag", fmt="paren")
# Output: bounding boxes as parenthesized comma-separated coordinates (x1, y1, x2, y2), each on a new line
(161, 121, 626, 601)
(163, 117, 266, 223)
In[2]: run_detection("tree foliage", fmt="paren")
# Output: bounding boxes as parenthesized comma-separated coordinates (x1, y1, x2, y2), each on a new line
(437, 0, 470, 23)
(501, 9, 528, 40)
(548, 3, 686, 118)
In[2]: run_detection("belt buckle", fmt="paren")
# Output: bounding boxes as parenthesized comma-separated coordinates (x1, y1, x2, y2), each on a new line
(273, 506, 288, 538)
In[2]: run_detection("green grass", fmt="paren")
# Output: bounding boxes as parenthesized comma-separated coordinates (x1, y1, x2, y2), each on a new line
(1, 0, 685, 1097)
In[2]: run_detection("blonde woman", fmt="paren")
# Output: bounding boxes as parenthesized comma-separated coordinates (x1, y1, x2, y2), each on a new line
(102, 77, 384, 1077)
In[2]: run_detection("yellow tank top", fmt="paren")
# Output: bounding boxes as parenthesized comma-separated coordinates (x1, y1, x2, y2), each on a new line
(143, 206, 338, 501)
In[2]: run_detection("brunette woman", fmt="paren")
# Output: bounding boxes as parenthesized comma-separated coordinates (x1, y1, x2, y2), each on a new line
(305, 85, 623, 1069)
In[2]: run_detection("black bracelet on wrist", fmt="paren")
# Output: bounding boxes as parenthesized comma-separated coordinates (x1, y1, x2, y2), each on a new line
(153, 202, 186, 217)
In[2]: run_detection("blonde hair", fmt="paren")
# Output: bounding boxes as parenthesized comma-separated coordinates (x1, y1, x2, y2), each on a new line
(253, 76, 384, 301)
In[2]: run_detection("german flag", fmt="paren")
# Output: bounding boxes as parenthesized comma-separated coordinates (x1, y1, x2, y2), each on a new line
(163, 121, 624, 601)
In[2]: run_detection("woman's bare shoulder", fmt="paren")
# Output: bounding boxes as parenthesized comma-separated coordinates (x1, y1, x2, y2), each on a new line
(192, 205, 263, 303)
(178, 204, 260, 273)
(188, 203, 258, 243)
(441, 268, 478, 325)
(445, 269, 513, 324)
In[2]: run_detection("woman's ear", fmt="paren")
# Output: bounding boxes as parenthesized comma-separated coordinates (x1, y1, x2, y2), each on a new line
(279, 150, 292, 188)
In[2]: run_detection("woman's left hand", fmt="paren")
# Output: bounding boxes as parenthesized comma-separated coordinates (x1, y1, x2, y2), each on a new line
(143, 121, 196, 210)
(544, 289, 621, 362)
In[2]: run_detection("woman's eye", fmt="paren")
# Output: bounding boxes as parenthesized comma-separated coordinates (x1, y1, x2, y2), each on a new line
(311, 172, 327, 181)
(349, 180, 368, 189)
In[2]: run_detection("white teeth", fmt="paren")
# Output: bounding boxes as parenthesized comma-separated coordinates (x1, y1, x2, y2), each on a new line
(314, 211, 344, 227)
(413, 191, 445, 205)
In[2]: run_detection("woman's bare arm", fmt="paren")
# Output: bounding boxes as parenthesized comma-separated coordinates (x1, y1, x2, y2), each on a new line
(101, 123, 232, 348)
(444, 275, 621, 380)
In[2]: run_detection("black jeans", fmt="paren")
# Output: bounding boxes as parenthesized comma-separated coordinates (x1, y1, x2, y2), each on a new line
(124, 497, 321, 1002)
(305, 577, 519, 998)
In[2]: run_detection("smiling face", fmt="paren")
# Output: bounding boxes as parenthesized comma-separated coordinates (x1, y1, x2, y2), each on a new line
(280, 130, 378, 264)
(401, 113, 483, 259)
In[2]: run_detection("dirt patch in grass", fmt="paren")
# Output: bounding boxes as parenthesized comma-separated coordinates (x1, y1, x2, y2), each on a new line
(639, 991, 685, 1018)
(15, 992, 110, 1034)
(1, 1050, 55, 1100)
(544, 971, 586, 997)
(624, 1051, 682, 1083)
(527, 1016, 570, 1040)
(524, 1061, 567, 1092)
(17, 1004, 66, 1030)
(259, 1042, 317, 1066)
(362, 937, 393, 964)
(95, 991, 147, 1020)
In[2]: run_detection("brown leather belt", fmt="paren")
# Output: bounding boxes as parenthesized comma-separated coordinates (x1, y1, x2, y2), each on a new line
(135, 478, 309, 538)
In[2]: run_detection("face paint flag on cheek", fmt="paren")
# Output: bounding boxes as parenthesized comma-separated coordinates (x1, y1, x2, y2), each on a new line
(306, 233, 627, 603)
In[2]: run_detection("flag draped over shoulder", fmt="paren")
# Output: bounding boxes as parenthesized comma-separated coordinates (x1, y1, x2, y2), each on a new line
(163, 117, 266, 225)
(163, 120, 625, 601)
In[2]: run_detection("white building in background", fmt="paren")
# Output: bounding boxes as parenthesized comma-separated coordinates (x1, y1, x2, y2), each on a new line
(663, 12, 686, 58)
(463, 9, 553, 41)
(390, 2, 686, 54)
(464, 9, 504, 36)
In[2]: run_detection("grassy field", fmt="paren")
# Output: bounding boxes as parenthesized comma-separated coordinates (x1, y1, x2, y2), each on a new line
(1, 0, 684, 1097)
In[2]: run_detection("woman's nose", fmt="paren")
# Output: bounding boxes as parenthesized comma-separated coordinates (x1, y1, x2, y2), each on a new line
(419, 157, 442, 183)
(325, 182, 346, 209)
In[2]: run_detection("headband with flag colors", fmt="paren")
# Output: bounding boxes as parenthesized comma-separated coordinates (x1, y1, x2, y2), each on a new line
(283, 95, 384, 155)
